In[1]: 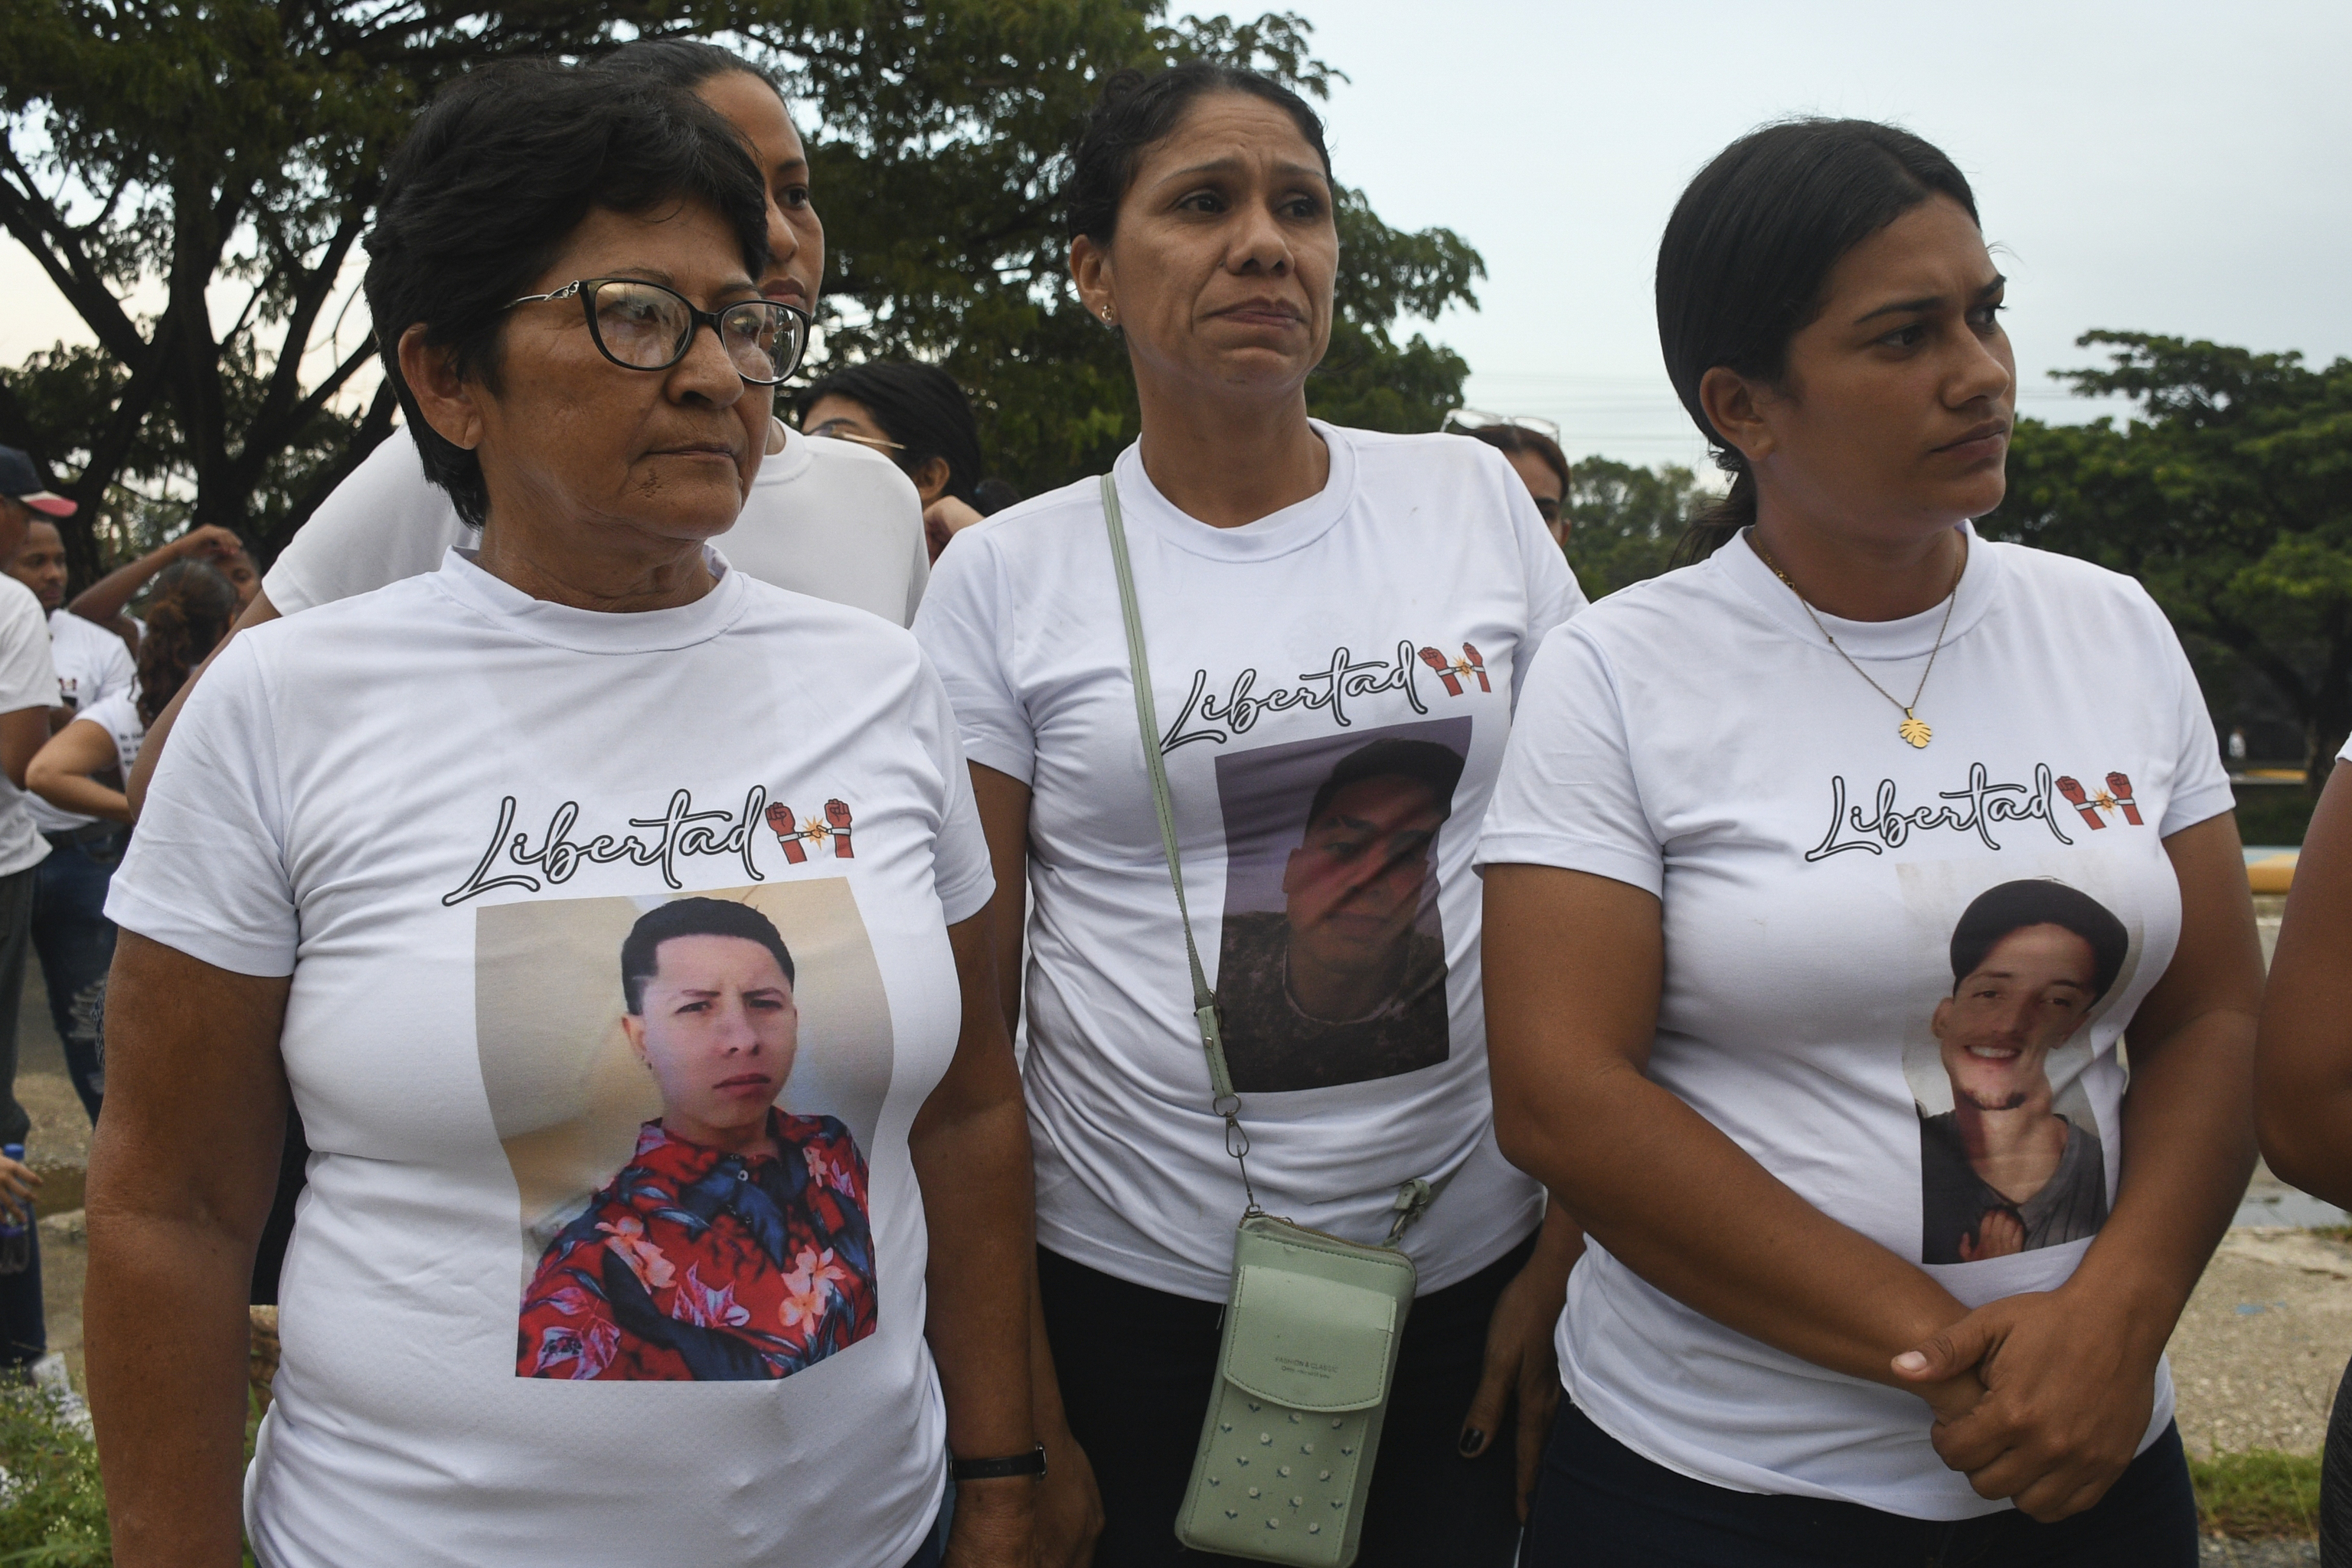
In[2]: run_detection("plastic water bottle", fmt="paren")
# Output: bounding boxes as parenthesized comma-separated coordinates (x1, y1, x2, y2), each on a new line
(0, 1144, 30, 1276)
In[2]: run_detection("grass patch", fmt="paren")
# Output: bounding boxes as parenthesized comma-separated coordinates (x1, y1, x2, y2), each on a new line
(0, 1389, 109, 1566)
(0, 1383, 266, 1566)
(2191, 1448, 2321, 1540)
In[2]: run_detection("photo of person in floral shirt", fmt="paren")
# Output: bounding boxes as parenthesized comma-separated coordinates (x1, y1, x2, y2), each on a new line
(517, 897, 877, 1381)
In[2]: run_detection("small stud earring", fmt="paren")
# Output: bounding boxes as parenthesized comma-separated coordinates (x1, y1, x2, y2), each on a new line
(766, 416, 788, 456)
(1102, 307, 1115, 323)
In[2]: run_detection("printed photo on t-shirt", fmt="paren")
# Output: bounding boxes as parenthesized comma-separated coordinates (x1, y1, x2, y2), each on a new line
(472, 880, 892, 1383)
(1895, 861, 2142, 1266)
(1210, 717, 1472, 1093)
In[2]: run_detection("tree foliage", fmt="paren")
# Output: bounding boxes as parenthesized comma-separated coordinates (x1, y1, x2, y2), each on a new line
(1984, 332, 2352, 786)
(1560, 455, 1709, 600)
(0, 0, 1483, 576)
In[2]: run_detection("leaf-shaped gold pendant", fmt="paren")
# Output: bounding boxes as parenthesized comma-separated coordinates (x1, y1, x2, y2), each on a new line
(1898, 714, 1932, 749)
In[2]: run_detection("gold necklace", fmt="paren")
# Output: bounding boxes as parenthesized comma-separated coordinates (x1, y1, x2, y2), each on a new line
(1748, 531, 1966, 750)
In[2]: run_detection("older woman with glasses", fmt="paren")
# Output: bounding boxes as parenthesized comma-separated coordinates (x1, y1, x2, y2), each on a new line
(83, 63, 1033, 1568)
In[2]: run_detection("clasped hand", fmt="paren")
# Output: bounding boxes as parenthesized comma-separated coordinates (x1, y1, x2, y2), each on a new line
(0, 1155, 38, 1227)
(1890, 1285, 2158, 1522)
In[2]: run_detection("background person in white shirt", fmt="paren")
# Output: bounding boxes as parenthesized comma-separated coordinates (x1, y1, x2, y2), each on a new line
(85, 66, 1033, 1568)
(797, 361, 1014, 561)
(916, 61, 1587, 1564)
(5, 511, 132, 1121)
(29, 561, 237, 831)
(1481, 119, 2260, 1567)
(0, 448, 67, 1374)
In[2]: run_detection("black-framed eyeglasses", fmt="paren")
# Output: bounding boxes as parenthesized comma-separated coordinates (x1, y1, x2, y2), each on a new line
(504, 277, 811, 386)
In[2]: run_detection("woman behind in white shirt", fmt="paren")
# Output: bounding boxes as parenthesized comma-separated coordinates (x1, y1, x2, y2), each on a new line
(84, 64, 1033, 1568)
(7, 514, 133, 1120)
(29, 560, 235, 831)
(1480, 118, 2261, 1566)
(916, 60, 1586, 1566)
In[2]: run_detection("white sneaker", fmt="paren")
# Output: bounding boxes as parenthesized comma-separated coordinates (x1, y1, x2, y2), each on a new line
(28, 1352, 92, 1439)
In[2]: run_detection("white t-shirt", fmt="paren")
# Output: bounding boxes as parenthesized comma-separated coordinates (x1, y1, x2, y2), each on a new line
(1477, 526, 2234, 1519)
(69, 690, 144, 782)
(263, 423, 930, 626)
(915, 423, 1586, 1299)
(106, 549, 991, 1566)
(0, 580, 59, 877)
(31, 609, 136, 833)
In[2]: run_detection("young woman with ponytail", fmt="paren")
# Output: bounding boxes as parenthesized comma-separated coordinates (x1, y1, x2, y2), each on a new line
(1478, 119, 2262, 1564)
(29, 561, 237, 828)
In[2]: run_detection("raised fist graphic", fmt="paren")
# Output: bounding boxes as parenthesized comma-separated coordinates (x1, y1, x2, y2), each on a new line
(826, 799, 854, 858)
(1417, 645, 1463, 697)
(2054, 775, 2105, 831)
(766, 802, 808, 864)
(1461, 642, 1491, 694)
(2105, 771, 2144, 826)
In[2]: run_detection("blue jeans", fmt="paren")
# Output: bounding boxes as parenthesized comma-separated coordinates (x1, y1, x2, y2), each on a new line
(30, 830, 121, 1123)
(1523, 1398, 2197, 1567)
(0, 861, 42, 1365)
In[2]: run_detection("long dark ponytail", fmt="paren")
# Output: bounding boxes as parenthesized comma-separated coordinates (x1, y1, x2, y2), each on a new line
(136, 560, 238, 726)
(1657, 119, 1979, 566)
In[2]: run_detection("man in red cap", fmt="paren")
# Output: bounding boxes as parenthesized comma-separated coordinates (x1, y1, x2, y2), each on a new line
(0, 446, 66, 1378)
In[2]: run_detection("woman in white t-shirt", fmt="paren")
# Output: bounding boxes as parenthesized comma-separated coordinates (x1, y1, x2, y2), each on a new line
(29, 560, 234, 829)
(83, 65, 1032, 1568)
(1479, 119, 2262, 1566)
(6, 514, 134, 1120)
(914, 61, 1587, 1566)
(120, 38, 928, 822)
(2252, 779, 2352, 1545)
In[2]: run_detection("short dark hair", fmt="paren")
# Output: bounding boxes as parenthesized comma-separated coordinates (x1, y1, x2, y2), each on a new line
(622, 897, 796, 1014)
(363, 61, 772, 529)
(1067, 61, 1331, 245)
(1455, 425, 1570, 496)
(795, 361, 985, 505)
(1305, 739, 1465, 831)
(599, 37, 784, 103)
(1657, 119, 1978, 564)
(1948, 880, 2129, 1003)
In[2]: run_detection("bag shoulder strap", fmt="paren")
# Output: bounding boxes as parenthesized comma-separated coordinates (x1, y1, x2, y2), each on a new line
(1099, 476, 1262, 1214)
(1099, 475, 1452, 1242)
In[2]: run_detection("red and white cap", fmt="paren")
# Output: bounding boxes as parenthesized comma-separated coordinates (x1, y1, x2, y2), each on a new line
(0, 447, 74, 518)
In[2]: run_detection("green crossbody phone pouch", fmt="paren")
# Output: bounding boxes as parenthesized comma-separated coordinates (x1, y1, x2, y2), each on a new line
(1097, 476, 1449, 1567)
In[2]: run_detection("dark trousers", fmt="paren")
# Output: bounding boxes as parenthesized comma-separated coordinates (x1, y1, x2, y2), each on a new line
(1038, 1233, 1534, 1568)
(1523, 1396, 2197, 1567)
(0, 862, 42, 1366)
(31, 831, 122, 1123)
(250, 1106, 309, 1306)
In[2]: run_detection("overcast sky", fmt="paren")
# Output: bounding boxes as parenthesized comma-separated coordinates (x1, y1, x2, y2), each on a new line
(5, 1, 2346, 475)
(1309, 0, 2352, 469)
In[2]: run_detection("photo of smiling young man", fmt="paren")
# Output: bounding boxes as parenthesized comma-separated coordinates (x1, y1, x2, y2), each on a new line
(1915, 878, 2128, 1264)
(1213, 724, 1469, 1093)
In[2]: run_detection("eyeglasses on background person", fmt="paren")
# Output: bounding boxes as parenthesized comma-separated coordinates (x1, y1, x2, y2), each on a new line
(1442, 407, 1563, 445)
(505, 276, 811, 384)
(1445, 410, 1573, 537)
(802, 417, 904, 453)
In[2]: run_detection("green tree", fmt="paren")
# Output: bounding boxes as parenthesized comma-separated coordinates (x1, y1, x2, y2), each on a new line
(1984, 332, 2352, 789)
(1561, 455, 1709, 599)
(1, 1, 1481, 575)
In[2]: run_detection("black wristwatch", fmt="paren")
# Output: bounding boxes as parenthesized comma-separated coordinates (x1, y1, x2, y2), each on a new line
(949, 1446, 1048, 1481)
